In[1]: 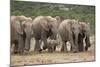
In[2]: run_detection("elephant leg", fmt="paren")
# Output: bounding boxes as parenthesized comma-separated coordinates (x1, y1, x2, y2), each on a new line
(63, 42, 67, 52)
(61, 41, 67, 52)
(71, 33, 78, 53)
(78, 40, 84, 52)
(34, 39, 41, 52)
(48, 45, 53, 53)
(61, 43, 64, 52)
(13, 40, 18, 54)
(48, 44, 56, 53)
(18, 35, 25, 54)
(85, 37, 91, 51)
(54, 45, 56, 51)
(11, 40, 18, 54)
(24, 37, 31, 51)
(70, 40, 78, 53)
(78, 34, 84, 52)
(43, 39, 48, 50)
(41, 30, 48, 50)
(70, 45, 73, 51)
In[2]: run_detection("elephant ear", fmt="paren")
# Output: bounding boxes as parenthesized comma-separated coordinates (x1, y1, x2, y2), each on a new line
(40, 18, 50, 31)
(54, 16, 61, 24)
(32, 16, 49, 31)
(68, 20, 74, 31)
(46, 16, 57, 22)
(18, 15, 27, 21)
(22, 17, 32, 28)
(12, 20, 24, 35)
(79, 22, 87, 31)
(22, 18, 33, 34)
(45, 16, 57, 28)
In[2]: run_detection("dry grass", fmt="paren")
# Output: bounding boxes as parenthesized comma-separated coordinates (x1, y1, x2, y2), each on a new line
(10, 35, 95, 66)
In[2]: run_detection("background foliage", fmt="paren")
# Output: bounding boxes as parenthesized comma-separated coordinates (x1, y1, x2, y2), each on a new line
(11, 1, 95, 34)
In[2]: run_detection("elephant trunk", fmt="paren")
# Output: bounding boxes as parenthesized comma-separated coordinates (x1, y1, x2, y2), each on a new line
(85, 36, 91, 51)
(74, 33, 79, 52)
(24, 37, 31, 51)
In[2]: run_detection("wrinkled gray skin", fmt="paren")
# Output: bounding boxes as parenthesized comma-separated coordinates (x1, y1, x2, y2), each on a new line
(78, 22, 91, 51)
(21, 17, 33, 52)
(11, 15, 33, 54)
(49, 16, 61, 40)
(58, 19, 81, 53)
(47, 39, 59, 52)
(11, 15, 28, 54)
(32, 16, 59, 52)
(48, 16, 61, 52)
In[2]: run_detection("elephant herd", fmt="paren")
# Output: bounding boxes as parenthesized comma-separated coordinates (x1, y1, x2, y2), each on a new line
(11, 15, 91, 54)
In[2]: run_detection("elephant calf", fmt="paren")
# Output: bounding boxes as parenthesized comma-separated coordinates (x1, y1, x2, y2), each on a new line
(47, 39, 59, 52)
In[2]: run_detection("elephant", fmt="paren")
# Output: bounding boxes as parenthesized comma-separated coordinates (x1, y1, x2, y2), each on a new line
(11, 15, 32, 54)
(58, 19, 81, 53)
(31, 16, 59, 52)
(78, 22, 91, 51)
(47, 39, 59, 52)
(11, 15, 27, 54)
(46, 16, 61, 51)
(48, 16, 61, 40)
(21, 17, 33, 52)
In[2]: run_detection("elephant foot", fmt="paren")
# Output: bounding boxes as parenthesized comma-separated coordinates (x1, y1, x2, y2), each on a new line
(11, 51, 18, 54)
(85, 47, 88, 51)
(24, 50, 29, 54)
(64, 48, 68, 53)
(61, 46, 64, 52)
(89, 44, 91, 47)
(61, 49, 68, 53)
(73, 51, 78, 53)
(48, 50, 53, 53)
(13, 51, 18, 54)
(12, 49, 17, 53)
(79, 50, 84, 52)
(48, 47, 53, 53)
(85, 44, 91, 51)
(17, 50, 24, 55)
(43, 46, 48, 50)
(18, 52, 24, 55)
(61, 49, 64, 52)
(78, 48, 84, 52)
(24, 49, 28, 51)
(11, 50, 19, 54)
(34, 49, 42, 53)
(72, 49, 78, 53)
(38, 49, 42, 53)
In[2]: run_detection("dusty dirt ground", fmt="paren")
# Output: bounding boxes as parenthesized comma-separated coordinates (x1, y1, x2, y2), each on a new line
(10, 35, 95, 66)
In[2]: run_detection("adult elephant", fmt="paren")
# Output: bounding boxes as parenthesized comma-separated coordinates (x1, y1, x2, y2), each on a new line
(32, 16, 59, 52)
(11, 15, 32, 54)
(58, 19, 81, 53)
(48, 16, 62, 52)
(78, 22, 91, 51)
(49, 16, 61, 40)
(22, 17, 33, 52)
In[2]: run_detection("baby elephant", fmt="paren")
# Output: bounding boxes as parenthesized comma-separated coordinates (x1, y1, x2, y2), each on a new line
(47, 39, 59, 52)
